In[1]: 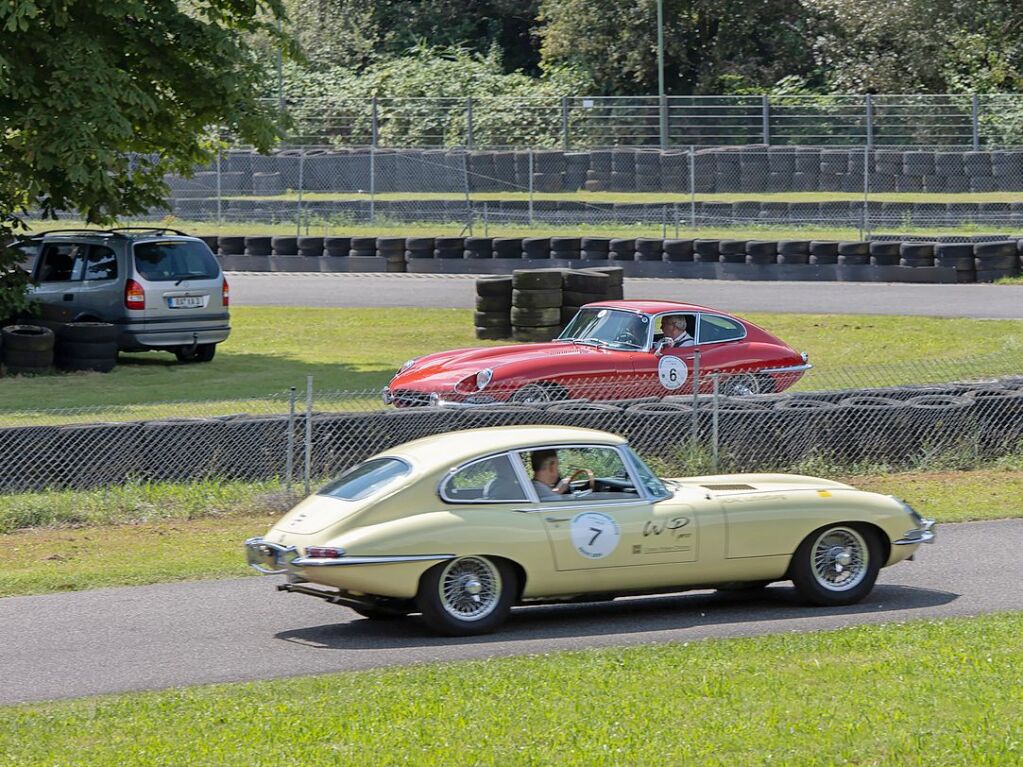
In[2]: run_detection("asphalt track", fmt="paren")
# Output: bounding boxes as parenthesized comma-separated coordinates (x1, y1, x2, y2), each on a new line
(2, 519, 1019, 706)
(227, 272, 1023, 318)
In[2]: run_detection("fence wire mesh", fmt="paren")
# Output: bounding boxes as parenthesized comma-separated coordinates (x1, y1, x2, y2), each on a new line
(3, 354, 1022, 493)
(136, 146, 1023, 241)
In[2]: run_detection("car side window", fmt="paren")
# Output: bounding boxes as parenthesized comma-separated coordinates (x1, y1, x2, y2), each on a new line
(36, 243, 86, 283)
(698, 314, 745, 344)
(84, 245, 118, 281)
(518, 446, 639, 502)
(441, 454, 528, 503)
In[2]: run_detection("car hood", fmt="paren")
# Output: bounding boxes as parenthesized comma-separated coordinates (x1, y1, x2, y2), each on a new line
(668, 473, 855, 495)
(391, 342, 609, 385)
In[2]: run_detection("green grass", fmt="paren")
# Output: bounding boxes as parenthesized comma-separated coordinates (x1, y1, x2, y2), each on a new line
(2, 612, 1022, 765)
(2, 307, 1022, 421)
(0, 468, 1020, 598)
(228, 189, 1023, 204)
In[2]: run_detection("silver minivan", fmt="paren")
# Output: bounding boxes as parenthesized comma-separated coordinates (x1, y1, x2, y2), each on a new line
(20, 228, 230, 362)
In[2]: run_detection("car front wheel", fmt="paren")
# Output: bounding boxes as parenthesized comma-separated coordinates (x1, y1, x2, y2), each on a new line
(790, 524, 882, 606)
(417, 556, 516, 636)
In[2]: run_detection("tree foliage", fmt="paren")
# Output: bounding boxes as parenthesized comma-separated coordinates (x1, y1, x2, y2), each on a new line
(0, 0, 292, 316)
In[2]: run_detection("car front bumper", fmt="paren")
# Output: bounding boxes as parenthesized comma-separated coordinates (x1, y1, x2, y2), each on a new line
(893, 518, 936, 546)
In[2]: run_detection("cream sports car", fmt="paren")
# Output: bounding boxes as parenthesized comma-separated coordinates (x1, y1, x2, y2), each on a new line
(245, 426, 935, 636)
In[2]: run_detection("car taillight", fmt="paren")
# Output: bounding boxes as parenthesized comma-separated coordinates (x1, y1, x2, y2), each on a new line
(306, 547, 343, 559)
(222, 277, 230, 307)
(124, 279, 145, 310)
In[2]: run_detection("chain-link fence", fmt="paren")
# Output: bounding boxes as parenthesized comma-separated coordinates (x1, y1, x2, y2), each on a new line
(140, 145, 1023, 240)
(3, 354, 1022, 494)
(276, 95, 1023, 149)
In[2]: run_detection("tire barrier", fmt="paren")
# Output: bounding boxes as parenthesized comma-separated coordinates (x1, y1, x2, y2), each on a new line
(2, 325, 55, 376)
(54, 322, 118, 373)
(211, 233, 1021, 283)
(5, 379, 1023, 493)
(475, 275, 513, 340)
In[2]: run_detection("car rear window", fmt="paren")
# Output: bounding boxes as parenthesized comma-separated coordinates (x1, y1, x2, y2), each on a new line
(318, 458, 410, 501)
(133, 240, 219, 282)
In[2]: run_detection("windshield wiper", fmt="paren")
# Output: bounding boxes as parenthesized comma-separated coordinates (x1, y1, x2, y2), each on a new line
(575, 337, 609, 347)
(174, 272, 211, 285)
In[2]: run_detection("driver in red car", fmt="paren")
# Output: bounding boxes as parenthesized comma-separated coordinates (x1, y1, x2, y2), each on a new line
(660, 315, 695, 349)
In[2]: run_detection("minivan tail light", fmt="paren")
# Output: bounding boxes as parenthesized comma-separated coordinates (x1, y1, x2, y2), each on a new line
(125, 279, 145, 310)
(222, 277, 230, 307)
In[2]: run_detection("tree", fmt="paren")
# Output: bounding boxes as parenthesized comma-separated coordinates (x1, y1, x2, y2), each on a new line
(538, 0, 813, 96)
(0, 0, 292, 318)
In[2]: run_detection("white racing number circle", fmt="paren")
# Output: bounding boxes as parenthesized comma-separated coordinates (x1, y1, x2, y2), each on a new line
(570, 512, 620, 559)
(657, 355, 688, 390)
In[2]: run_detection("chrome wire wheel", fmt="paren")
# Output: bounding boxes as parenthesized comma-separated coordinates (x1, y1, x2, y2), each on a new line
(510, 383, 552, 404)
(810, 526, 869, 592)
(721, 373, 761, 397)
(437, 556, 503, 622)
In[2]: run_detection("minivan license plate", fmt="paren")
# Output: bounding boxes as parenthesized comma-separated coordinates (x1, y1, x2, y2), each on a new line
(169, 296, 204, 308)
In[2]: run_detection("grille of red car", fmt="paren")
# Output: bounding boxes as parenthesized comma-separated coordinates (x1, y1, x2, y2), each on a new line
(391, 389, 433, 407)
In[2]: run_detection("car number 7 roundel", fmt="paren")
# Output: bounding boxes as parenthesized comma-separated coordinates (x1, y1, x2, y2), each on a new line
(570, 512, 621, 559)
(657, 355, 688, 390)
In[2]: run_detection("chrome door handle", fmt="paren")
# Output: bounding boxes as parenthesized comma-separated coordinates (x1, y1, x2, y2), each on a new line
(545, 516, 570, 523)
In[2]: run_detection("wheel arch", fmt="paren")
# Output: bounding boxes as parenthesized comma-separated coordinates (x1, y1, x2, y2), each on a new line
(784, 520, 891, 579)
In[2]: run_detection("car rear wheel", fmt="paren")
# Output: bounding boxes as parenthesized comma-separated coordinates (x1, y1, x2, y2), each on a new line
(174, 343, 216, 363)
(417, 556, 516, 636)
(790, 524, 881, 606)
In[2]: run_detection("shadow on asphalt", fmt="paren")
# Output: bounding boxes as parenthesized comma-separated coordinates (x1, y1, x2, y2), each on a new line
(274, 582, 958, 650)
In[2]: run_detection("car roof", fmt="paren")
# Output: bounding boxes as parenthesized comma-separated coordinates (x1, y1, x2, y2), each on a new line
(28, 228, 198, 242)
(384, 425, 627, 467)
(582, 300, 727, 315)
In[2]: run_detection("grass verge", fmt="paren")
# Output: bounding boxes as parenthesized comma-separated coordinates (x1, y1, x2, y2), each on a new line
(2, 612, 1021, 766)
(1, 307, 1022, 419)
(0, 468, 1020, 599)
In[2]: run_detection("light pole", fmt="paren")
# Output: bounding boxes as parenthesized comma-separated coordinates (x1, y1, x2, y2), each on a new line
(657, 0, 667, 149)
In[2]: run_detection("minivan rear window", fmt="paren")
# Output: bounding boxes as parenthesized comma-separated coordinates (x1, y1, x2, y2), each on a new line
(134, 241, 219, 282)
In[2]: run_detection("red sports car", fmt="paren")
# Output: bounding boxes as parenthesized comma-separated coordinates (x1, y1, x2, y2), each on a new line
(383, 300, 810, 406)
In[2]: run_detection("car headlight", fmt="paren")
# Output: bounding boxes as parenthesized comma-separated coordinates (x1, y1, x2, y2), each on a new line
(892, 496, 924, 526)
(476, 368, 494, 391)
(399, 358, 418, 373)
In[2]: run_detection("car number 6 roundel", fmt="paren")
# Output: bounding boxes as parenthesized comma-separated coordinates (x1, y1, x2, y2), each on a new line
(657, 355, 688, 390)
(570, 512, 620, 559)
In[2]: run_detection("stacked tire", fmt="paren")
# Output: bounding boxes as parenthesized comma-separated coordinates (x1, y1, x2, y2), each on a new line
(934, 243, 976, 282)
(375, 237, 407, 272)
(511, 269, 563, 342)
(561, 270, 610, 327)
(55, 322, 118, 373)
(475, 276, 513, 340)
(2, 325, 55, 375)
(405, 236, 434, 260)
(974, 241, 1020, 282)
(585, 265, 625, 299)
(323, 236, 350, 258)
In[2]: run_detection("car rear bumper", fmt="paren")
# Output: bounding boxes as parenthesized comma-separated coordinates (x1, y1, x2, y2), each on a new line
(244, 536, 454, 573)
(118, 321, 230, 350)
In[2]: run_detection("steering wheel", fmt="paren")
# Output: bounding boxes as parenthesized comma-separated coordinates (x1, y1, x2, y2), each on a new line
(566, 467, 596, 493)
(615, 329, 641, 347)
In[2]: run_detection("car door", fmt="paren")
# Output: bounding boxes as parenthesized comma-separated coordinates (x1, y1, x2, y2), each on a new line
(523, 445, 699, 572)
(29, 242, 87, 323)
(76, 244, 122, 320)
(630, 313, 699, 395)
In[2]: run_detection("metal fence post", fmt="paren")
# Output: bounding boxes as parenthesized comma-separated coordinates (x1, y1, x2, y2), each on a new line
(862, 144, 871, 240)
(673, 202, 679, 237)
(304, 375, 313, 495)
(690, 349, 701, 447)
(528, 149, 535, 227)
(466, 97, 474, 150)
(711, 374, 720, 472)
(369, 146, 376, 224)
(659, 94, 668, 150)
(661, 204, 668, 238)
(483, 201, 489, 237)
(296, 150, 305, 238)
(865, 94, 874, 148)
(215, 148, 223, 227)
(688, 146, 697, 230)
(286, 386, 296, 493)
(561, 96, 570, 151)
(761, 95, 770, 145)
(370, 97, 379, 148)
(971, 93, 980, 150)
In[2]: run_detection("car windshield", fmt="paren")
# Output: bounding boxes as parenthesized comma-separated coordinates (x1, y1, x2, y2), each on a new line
(318, 458, 410, 501)
(623, 446, 671, 499)
(133, 240, 219, 282)
(557, 308, 649, 350)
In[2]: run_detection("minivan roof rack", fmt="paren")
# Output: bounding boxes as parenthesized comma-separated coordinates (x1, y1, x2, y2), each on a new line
(108, 227, 191, 236)
(19, 228, 119, 239)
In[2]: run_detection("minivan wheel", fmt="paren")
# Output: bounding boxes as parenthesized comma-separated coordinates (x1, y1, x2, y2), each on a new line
(175, 343, 217, 363)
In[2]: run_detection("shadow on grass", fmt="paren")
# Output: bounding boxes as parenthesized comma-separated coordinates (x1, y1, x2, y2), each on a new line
(274, 582, 958, 650)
